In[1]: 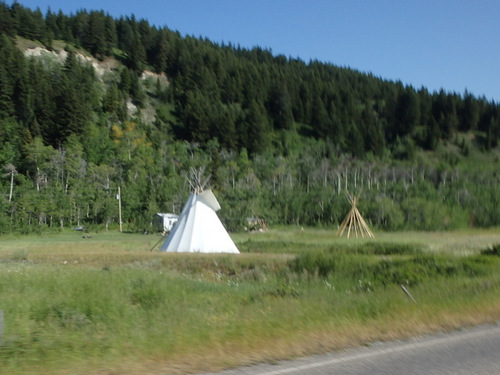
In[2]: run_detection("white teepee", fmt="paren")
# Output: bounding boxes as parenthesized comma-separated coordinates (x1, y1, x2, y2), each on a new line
(160, 188, 239, 253)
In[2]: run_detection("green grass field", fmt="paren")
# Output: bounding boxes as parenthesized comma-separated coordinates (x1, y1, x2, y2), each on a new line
(0, 228, 500, 374)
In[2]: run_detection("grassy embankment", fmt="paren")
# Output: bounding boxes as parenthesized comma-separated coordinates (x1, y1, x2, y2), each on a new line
(0, 228, 499, 374)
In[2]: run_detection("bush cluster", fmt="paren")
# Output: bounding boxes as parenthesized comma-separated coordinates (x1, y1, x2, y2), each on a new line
(290, 244, 492, 288)
(481, 244, 500, 256)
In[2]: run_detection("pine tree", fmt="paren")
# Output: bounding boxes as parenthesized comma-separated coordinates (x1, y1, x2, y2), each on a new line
(459, 90, 479, 131)
(151, 29, 169, 73)
(394, 88, 419, 138)
(0, 2, 15, 36)
(244, 99, 269, 154)
(84, 11, 106, 58)
(424, 115, 440, 150)
(104, 14, 117, 54)
(268, 81, 294, 130)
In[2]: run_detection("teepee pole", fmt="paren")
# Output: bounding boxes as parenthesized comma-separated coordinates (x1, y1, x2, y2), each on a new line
(347, 211, 353, 238)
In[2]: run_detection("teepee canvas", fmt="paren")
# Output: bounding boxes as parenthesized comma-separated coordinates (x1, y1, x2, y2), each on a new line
(337, 193, 374, 238)
(160, 188, 239, 253)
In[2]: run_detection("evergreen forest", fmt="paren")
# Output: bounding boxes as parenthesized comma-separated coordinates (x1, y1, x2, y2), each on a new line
(0, 2, 499, 234)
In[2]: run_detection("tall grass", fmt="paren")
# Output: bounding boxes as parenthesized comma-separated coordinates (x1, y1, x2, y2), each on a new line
(0, 229, 500, 374)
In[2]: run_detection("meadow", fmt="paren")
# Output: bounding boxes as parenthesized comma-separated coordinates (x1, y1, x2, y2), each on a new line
(0, 228, 500, 374)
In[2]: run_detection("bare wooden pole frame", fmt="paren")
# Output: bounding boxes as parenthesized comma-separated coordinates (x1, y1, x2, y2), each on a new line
(337, 193, 374, 238)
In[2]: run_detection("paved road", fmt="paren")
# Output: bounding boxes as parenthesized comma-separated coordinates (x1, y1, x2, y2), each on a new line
(201, 322, 500, 375)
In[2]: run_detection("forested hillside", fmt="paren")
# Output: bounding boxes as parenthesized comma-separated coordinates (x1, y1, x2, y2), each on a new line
(0, 2, 499, 233)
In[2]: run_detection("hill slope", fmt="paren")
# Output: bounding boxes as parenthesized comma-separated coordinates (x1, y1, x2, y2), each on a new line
(0, 3, 499, 233)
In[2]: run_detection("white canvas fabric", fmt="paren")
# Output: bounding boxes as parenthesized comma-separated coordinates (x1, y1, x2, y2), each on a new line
(160, 190, 239, 253)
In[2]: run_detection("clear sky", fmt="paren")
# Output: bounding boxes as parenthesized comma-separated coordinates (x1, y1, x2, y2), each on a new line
(8, 0, 500, 102)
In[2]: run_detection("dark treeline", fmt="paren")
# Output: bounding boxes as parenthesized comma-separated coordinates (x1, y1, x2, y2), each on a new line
(0, 2, 499, 233)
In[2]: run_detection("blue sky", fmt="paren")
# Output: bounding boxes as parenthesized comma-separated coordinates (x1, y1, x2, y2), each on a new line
(9, 0, 500, 102)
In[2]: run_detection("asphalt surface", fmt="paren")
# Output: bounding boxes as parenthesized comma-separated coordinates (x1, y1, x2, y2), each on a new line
(201, 322, 500, 375)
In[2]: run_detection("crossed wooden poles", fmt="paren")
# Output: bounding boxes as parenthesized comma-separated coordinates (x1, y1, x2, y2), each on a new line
(337, 193, 374, 238)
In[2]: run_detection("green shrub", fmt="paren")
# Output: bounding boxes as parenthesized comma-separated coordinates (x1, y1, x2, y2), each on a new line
(0, 249, 30, 263)
(401, 197, 453, 230)
(351, 242, 422, 256)
(373, 259, 428, 286)
(289, 251, 496, 288)
(267, 281, 301, 298)
(481, 244, 500, 256)
(129, 278, 165, 309)
(365, 196, 405, 230)
(50, 304, 92, 328)
(372, 255, 490, 287)
(289, 251, 342, 277)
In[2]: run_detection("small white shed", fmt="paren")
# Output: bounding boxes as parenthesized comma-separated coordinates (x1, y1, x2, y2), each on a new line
(157, 213, 179, 233)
